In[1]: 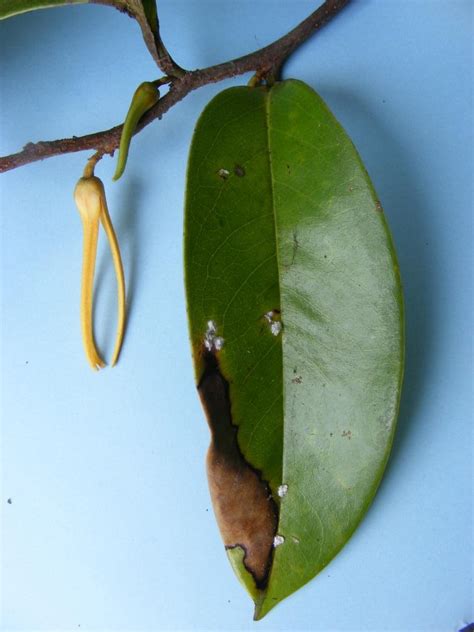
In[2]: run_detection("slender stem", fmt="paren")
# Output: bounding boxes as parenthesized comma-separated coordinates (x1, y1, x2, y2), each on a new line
(0, 0, 351, 174)
(83, 153, 102, 178)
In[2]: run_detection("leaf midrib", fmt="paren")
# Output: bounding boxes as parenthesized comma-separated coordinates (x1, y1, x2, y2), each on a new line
(261, 85, 286, 593)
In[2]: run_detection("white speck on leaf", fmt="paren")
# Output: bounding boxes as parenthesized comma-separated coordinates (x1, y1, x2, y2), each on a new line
(207, 320, 217, 333)
(218, 168, 230, 179)
(277, 484, 288, 498)
(214, 336, 224, 350)
(273, 535, 285, 547)
(204, 321, 224, 352)
(271, 321, 282, 336)
(264, 311, 282, 336)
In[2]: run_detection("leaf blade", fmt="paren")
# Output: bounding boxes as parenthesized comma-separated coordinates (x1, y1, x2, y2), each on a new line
(184, 80, 404, 618)
(0, 0, 86, 19)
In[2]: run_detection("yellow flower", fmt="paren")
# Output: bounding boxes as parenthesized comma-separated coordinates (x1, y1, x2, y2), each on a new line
(74, 165, 126, 370)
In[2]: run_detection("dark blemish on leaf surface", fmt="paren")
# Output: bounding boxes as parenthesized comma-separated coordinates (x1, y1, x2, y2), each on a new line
(293, 231, 299, 250)
(287, 230, 299, 267)
(291, 375, 302, 384)
(198, 349, 278, 588)
(234, 165, 245, 177)
(375, 200, 383, 211)
(341, 430, 352, 439)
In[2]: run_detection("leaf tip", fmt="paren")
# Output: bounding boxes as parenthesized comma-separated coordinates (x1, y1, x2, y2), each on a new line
(253, 594, 279, 621)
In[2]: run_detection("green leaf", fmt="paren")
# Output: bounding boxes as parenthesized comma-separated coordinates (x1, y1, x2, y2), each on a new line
(0, 0, 152, 20)
(0, 0, 161, 67)
(184, 80, 404, 619)
(0, 0, 86, 19)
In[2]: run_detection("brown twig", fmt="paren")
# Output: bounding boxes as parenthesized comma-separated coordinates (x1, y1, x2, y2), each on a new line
(0, 0, 351, 174)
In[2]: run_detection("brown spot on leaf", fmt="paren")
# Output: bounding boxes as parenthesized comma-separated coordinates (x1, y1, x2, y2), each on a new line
(341, 430, 352, 439)
(375, 200, 383, 211)
(234, 165, 246, 177)
(198, 351, 277, 588)
(291, 375, 303, 384)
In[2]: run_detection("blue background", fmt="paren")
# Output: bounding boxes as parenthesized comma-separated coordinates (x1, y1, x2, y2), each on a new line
(0, 1, 472, 630)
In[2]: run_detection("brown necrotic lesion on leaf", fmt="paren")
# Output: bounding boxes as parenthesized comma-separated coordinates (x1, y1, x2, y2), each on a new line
(197, 350, 278, 587)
